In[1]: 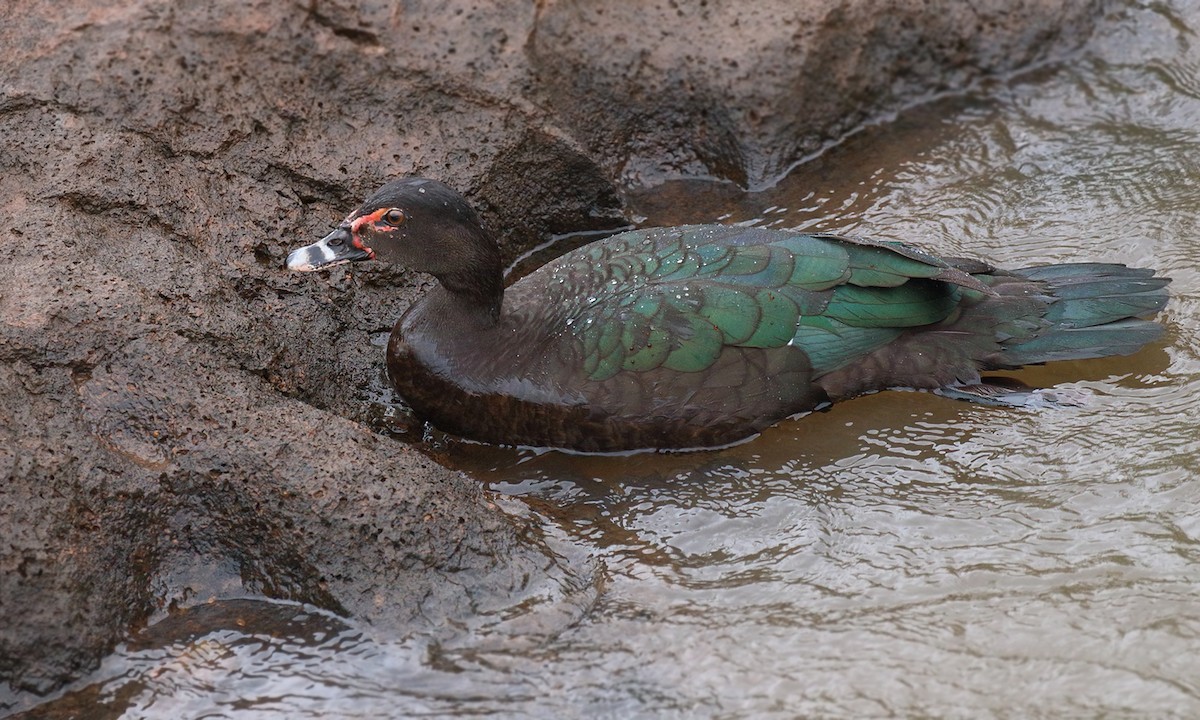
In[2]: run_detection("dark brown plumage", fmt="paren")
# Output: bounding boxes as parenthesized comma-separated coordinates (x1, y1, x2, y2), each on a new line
(287, 178, 1171, 452)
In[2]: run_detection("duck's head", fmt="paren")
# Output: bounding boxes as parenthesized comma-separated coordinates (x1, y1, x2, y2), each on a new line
(287, 178, 500, 294)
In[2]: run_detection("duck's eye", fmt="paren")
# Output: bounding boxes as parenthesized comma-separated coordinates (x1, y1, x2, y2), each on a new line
(383, 209, 406, 226)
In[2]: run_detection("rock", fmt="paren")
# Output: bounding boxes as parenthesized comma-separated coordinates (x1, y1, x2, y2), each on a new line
(2, 333, 565, 695)
(531, 0, 1105, 189)
(0, 0, 604, 699)
(0, 0, 1103, 703)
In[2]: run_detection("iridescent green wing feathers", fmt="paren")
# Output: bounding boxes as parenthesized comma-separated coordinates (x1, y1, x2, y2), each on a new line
(539, 226, 994, 382)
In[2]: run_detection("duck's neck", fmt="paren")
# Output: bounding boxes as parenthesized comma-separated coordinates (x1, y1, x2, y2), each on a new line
(433, 243, 505, 323)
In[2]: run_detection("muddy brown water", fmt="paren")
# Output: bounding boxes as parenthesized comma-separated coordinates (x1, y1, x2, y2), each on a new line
(15, 1, 1200, 717)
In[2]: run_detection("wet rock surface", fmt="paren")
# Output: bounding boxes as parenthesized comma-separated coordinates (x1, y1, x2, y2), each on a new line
(531, 0, 1106, 189)
(0, 0, 1102, 704)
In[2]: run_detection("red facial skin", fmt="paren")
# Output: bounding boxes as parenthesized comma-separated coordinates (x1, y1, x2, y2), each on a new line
(347, 207, 398, 260)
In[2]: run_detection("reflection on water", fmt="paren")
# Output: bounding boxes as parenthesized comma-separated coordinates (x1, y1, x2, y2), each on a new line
(15, 0, 1200, 716)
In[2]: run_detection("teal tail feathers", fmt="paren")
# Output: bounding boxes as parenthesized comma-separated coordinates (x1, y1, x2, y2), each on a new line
(999, 263, 1170, 366)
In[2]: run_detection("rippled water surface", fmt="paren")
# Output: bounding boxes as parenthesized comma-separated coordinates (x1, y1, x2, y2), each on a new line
(19, 1, 1200, 717)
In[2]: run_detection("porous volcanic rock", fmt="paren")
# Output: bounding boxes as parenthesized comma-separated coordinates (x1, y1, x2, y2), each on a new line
(531, 0, 1105, 188)
(0, 0, 1102, 703)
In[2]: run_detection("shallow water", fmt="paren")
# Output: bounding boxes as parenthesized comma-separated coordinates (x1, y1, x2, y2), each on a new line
(16, 1, 1200, 717)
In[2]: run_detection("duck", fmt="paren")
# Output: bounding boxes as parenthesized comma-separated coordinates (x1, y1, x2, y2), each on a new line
(286, 177, 1170, 452)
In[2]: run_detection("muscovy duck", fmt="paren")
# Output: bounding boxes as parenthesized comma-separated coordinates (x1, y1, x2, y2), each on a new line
(287, 178, 1170, 452)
